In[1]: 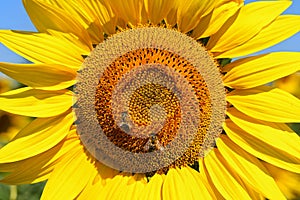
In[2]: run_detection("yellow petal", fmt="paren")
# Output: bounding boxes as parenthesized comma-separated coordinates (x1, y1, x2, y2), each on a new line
(40, 0, 109, 43)
(139, 174, 164, 200)
(96, 162, 120, 186)
(105, 0, 144, 26)
(263, 162, 300, 199)
(207, 1, 291, 52)
(177, 0, 215, 33)
(124, 174, 147, 200)
(0, 87, 72, 117)
(227, 107, 300, 159)
(217, 135, 286, 199)
(204, 149, 252, 200)
(275, 72, 300, 99)
(78, 160, 121, 199)
(224, 119, 300, 173)
(163, 168, 193, 200)
(0, 144, 63, 184)
(165, 1, 179, 26)
(22, 0, 92, 47)
(0, 129, 80, 184)
(41, 145, 94, 200)
(163, 167, 214, 200)
(0, 30, 90, 69)
(44, 0, 105, 43)
(76, 0, 117, 35)
(0, 111, 73, 163)
(144, 0, 176, 24)
(227, 86, 300, 123)
(242, 183, 265, 200)
(192, 0, 243, 39)
(0, 62, 75, 91)
(223, 52, 300, 89)
(98, 173, 146, 200)
(77, 180, 103, 200)
(183, 167, 215, 199)
(97, 173, 131, 199)
(76, 171, 104, 200)
(198, 158, 226, 200)
(216, 15, 300, 58)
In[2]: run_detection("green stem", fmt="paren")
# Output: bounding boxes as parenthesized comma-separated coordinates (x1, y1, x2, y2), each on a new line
(9, 185, 17, 200)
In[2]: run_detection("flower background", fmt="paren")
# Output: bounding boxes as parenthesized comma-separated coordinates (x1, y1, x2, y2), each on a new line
(0, 0, 299, 199)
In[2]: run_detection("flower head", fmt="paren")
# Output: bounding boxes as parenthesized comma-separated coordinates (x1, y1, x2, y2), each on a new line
(0, 0, 300, 199)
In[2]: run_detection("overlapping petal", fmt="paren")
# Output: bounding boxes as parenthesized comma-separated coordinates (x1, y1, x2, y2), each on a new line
(123, 174, 147, 200)
(0, 129, 80, 184)
(217, 135, 286, 199)
(0, 111, 73, 163)
(176, 0, 215, 33)
(39, 0, 117, 35)
(216, 15, 300, 58)
(144, 0, 177, 24)
(275, 72, 300, 98)
(43, 0, 105, 42)
(198, 158, 225, 200)
(41, 145, 94, 200)
(140, 174, 164, 200)
(0, 30, 90, 69)
(223, 52, 300, 89)
(97, 173, 146, 200)
(22, 0, 92, 47)
(96, 174, 130, 199)
(165, 1, 179, 26)
(77, 162, 120, 199)
(0, 144, 62, 184)
(207, 1, 291, 52)
(0, 62, 76, 90)
(192, 0, 243, 39)
(227, 86, 300, 123)
(263, 162, 300, 199)
(204, 149, 252, 199)
(77, 176, 103, 200)
(227, 108, 300, 159)
(105, 0, 144, 26)
(183, 167, 216, 199)
(224, 119, 300, 173)
(75, 0, 117, 35)
(76, 172, 103, 199)
(0, 87, 72, 117)
(163, 167, 213, 200)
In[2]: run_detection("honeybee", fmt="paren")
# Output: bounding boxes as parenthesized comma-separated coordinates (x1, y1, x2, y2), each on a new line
(144, 133, 164, 152)
(119, 111, 131, 133)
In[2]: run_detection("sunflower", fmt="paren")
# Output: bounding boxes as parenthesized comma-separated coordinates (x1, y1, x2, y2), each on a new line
(274, 72, 300, 147)
(0, 78, 30, 144)
(274, 72, 300, 99)
(0, 0, 300, 199)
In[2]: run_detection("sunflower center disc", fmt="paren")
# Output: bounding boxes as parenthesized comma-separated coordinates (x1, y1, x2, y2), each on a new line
(74, 27, 226, 173)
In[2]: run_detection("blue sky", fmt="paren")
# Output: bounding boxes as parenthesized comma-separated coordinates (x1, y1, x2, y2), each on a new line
(0, 0, 299, 63)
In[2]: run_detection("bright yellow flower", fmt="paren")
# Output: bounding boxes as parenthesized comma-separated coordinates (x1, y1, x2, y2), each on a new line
(263, 161, 300, 199)
(274, 71, 300, 99)
(0, 0, 300, 199)
(0, 79, 30, 144)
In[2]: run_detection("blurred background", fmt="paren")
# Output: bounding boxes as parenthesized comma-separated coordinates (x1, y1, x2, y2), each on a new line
(0, 1, 299, 199)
